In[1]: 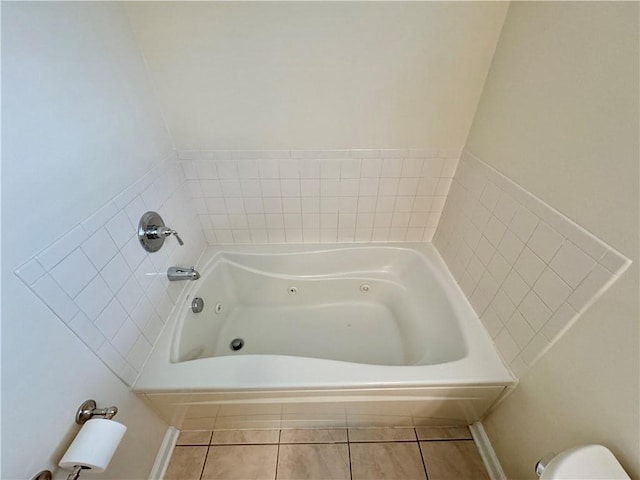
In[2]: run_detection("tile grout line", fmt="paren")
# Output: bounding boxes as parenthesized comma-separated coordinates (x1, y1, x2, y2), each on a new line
(206, 442, 282, 446)
(280, 441, 348, 444)
(180, 438, 474, 447)
(444, 156, 627, 374)
(349, 438, 470, 444)
(414, 437, 474, 442)
(346, 427, 353, 480)
(415, 428, 430, 480)
(199, 431, 214, 479)
(200, 441, 351, 446)
(274, 429, 281, 480)
(198, 442, 211, 480)
(172, 429, 479, 480)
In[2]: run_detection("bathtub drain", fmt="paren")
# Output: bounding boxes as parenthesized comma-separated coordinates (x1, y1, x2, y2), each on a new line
(229, 338, 244, 351)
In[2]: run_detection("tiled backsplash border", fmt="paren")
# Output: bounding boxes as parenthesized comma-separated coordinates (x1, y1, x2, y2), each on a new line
(177, 149, 460, 244)
(434, 151, 631, 377)
(15, 155, 207, 386)
(18, 145, 622, 385)
(13, 147, 459, 387)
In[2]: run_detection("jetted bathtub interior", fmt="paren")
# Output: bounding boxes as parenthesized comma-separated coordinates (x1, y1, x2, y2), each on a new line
(135, 243, 514, 430)
(176, 248, 466, 366)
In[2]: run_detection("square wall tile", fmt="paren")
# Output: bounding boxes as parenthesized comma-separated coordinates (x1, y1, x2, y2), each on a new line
(82, 231, 119, 271)
(433, 151, 629, 378)
(528, 222, 564, 263)
(15, 259, 47, 286)
(505, 311, 535, 349)
(16, 157, 207, 387)
(68, 311, 106, 351)
(513, 247, 545, 287)
(549, 241, 596, 288)
(533, 268, 572, 311)
(36, 226, 88, 270)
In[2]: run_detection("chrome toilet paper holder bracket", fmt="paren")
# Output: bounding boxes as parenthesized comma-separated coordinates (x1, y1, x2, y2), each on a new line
(76, 399, 118, 424)
(66, 465, 85, 480)
(31, 400, 121, 480)
(66, 400, 120, 480)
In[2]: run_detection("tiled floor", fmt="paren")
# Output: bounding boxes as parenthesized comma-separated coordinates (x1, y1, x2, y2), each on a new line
(165, 426, 489, 480)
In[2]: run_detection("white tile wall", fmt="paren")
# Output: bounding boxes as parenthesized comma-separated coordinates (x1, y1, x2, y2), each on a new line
(15, 155, 207, 386)
(177, 149, 460, 244)
(22, 145, 615, 385)
(434, 151, 631, 378)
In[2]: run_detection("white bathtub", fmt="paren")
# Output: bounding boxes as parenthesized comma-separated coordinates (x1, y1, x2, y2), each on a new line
(135, 243, 514, 429)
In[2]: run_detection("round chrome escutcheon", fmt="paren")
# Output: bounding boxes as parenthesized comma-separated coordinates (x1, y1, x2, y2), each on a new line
(230, 338, 244, 351)
(191, 297, 204, 313)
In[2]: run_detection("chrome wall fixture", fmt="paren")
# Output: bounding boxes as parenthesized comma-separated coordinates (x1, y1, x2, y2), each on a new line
(65, 400, 123, 480)
(138, 211, 184, 252)
(31, 472, 52, 480)
(167, 266, 200, 281)
(75, 399, 118, 424)
(191, 297, 205, 313)
(31, 400, 121, 480)
(66, 465, 84, 480)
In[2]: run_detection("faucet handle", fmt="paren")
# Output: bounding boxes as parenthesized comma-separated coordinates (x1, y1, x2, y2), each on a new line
(171, 229, 184, 246)
(157, 226, 184, 246)
(138, 211, 184, 252)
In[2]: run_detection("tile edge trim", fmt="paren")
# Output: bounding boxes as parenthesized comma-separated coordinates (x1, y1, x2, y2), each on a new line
(469, 421, 507, 480)
(462, 149, 631, 269)
(148, 426, 180, 480)
(13, 152, 179, 275)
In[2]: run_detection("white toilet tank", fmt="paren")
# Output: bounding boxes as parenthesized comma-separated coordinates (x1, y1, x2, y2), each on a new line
(537, 445, 630, 480)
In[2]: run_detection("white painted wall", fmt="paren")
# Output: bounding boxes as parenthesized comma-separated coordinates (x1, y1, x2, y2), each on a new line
(124, 2, 508, 151)
(465, 3, 639, 478)
(6, 2, 636, 479)
(2, 3, 172, 478)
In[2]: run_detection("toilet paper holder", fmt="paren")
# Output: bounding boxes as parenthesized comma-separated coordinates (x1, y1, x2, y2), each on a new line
(75, 399, 118, 424)
(31, 400, 122, 480)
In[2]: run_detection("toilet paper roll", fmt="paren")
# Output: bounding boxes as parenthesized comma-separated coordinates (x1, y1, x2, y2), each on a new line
(59, 419, 127, 473)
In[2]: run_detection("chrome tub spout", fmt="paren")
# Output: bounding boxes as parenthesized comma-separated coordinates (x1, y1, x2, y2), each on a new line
(167, 266, 200, 281)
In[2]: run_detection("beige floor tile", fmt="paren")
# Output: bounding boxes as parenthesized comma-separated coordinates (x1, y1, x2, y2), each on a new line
(201, 445, 278, 480)
(415, 426, 472, 440)
(348, 427, 416, 442)
(280, 428, 347, 443)
(350, 442, 427, 480)
(211, 429, 280, 444)
(177, 430, 213, 445)
(420, 440, 489, 480)
(164, 446, 208, 480)
(276, 443, 350, 480)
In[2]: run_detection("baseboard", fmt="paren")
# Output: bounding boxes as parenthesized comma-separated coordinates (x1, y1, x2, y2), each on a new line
(470, 421, 507, 480)
(148, 426, 179, 480)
